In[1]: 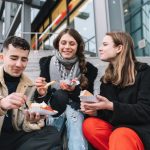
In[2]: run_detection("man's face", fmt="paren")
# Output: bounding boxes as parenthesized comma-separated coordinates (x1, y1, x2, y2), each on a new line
(3, 44, 29, 77)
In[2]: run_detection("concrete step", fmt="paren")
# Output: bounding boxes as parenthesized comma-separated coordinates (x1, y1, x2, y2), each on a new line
(25, 50, 52, 80)
(1, 50, 150, 93)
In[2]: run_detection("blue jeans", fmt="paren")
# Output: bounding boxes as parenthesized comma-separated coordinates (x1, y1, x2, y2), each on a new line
(46, 113, 66, 133)
(46, 105, 88, 150)
(65, 105, 88, 150)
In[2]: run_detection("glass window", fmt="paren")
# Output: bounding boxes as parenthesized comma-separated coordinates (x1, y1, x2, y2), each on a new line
(51, 0, 67, 30)
(145, 43, 150, 55)
(69, 0, 96, 57)
(125, 21, 131, 33)
(132, 29, 143, 56)
(123, 0, 150, 56)
(44, 22, 67, 52)
(131, 12, 141, 31)
(11, 3, 19, 16)
(31, 8, 39, 22)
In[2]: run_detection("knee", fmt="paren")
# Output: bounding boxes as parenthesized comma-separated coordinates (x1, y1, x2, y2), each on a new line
(51, 89, 69, 116)
(109, 127, 144, 149)
(110, 127, 135, 142)
(82, 117, 108, 138)
(82, 117, 97, 136)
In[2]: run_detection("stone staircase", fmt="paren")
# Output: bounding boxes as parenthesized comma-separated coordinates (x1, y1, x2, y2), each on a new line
(24, 50, 51, 81)
(1, 50, 150, 94)
(25, 51, 150, 94)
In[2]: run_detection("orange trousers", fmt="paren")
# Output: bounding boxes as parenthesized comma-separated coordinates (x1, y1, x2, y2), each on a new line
(82, 117, 144, 150)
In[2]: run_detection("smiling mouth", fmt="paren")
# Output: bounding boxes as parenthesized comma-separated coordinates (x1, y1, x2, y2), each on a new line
(13, 71, 21, 73)
(63, 52, 71, 54)
(13, 69, 22, 72)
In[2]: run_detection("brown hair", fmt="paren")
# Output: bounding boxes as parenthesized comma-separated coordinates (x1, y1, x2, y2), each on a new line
(101, 32, 137, 87)
(53, 28, 88, 89)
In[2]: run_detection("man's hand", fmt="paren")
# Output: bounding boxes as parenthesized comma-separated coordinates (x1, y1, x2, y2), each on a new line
(35, 77, 47, 96)
(0, 93, 27, 110)
(24, 110, 47, 123)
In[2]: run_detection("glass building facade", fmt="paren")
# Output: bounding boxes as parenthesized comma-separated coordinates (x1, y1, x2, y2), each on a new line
(32, 0, 150, 57)
(32, 0, 97, 57)
(1, 0, 150, 57)
(123, 0, 150, 56)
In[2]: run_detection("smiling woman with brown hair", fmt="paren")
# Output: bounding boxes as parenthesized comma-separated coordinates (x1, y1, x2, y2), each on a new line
(35, 28, 98, 150)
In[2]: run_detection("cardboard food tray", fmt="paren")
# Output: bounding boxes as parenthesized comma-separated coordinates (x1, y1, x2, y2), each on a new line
(29, 107, 58, 115)
(60, 79, 80, 86)
(79, 95, 98, 103)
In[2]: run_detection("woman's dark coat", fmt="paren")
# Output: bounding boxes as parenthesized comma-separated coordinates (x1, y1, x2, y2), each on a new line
(36, 56, 98, 115)
(98, 62, 150, 150)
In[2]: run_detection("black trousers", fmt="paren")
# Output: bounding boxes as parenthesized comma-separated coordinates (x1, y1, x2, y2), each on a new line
(0, 126, 62, 150)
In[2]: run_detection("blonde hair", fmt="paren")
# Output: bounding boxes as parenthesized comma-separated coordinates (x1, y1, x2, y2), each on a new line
(101, 32, 137, 87)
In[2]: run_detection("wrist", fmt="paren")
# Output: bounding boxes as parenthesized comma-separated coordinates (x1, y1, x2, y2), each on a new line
(107, 102, 114, 111)
(0, 98, 8, 111)
(38, 91, 48, 98)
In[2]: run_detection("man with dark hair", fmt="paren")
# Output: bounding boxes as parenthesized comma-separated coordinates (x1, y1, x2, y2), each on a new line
(0, 36, 61, 150)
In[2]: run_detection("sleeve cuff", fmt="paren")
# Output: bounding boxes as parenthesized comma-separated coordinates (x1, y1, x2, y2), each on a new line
(0, 97, 7, 116)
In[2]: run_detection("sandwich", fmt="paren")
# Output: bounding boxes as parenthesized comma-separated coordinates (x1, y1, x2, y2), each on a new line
(30, 102, 55, 112)
(80, 90, 93, 96)
(80, 90, 98, 103)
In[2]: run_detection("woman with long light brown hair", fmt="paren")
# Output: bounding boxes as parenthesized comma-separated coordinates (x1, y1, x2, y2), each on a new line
(81, 32, 150, 150)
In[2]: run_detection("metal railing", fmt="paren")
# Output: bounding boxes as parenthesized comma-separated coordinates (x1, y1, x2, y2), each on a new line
(84, 36, 97, 57)
(17, 31, 97, 56)
(17, 31, 58, 50)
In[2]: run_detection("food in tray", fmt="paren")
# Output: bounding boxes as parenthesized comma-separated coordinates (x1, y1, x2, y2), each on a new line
(29, 102, 58, 115)
(79, 90, 98, 103)
(80, 90, 93, 96)
(69, 78, 80, 86)
(30, 102, 54, 111)
(60, 78, 80, 87)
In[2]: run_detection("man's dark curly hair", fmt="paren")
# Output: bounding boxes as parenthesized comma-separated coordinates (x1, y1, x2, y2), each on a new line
(3, 36, 30, 51)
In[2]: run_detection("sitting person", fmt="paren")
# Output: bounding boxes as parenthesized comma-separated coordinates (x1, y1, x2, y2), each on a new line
(0, 36, 61, 150)
(81, 32, 150, 150)
(35, 28, 98, 150)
